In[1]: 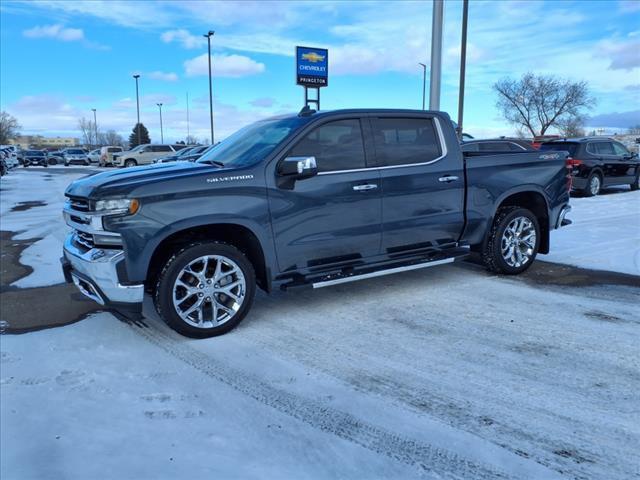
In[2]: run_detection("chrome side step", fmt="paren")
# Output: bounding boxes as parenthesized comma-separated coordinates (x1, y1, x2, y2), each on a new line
(312, 257, 455, 289)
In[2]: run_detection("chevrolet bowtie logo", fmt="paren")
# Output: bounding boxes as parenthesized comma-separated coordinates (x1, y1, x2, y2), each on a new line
(302, 52, 325, 63)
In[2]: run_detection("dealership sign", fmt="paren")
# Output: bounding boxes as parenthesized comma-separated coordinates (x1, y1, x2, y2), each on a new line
(296, 46, 328, 87)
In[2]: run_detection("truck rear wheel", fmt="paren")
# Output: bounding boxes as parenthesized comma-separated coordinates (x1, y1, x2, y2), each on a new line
(482, 206, 540, 275)
(155, 242, 256, 338)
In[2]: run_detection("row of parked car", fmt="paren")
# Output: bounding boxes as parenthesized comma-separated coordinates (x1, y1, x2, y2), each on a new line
(461, 136, 640, 196)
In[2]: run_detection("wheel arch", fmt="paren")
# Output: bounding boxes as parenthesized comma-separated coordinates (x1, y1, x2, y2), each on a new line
(145, 223, 270, 293)
(487, 188, 551, 254)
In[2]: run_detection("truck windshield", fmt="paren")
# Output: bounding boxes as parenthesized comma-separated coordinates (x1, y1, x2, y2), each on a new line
(197, 116, 309, 168)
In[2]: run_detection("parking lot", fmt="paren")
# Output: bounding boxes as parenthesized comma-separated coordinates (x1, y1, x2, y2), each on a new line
(1, 168, 639, 479)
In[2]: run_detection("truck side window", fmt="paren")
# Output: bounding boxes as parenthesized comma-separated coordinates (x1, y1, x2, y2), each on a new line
(372, 118, 442, 166)
(289, 119, 366, 172)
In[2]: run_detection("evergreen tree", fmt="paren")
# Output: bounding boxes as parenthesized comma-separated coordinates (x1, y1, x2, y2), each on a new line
(128, 123, 151, 148)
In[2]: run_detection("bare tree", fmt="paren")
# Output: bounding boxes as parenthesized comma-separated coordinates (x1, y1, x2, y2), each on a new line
(557, 115, 587, 138)
(493, 73, 595, 137)
(98, 129, 126, 147)
(78, 117, 94, 147)
(0, 111, 21, 144)
(185, 135, 200, 145)
(628, 125, 640, 135)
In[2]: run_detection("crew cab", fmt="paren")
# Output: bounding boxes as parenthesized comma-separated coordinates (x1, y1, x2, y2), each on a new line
(61, 109, 572, 338)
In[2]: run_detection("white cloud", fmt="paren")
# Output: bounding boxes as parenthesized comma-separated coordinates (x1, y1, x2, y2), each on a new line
(597, 39, 640, 71)
(147, 71, 179, 82)
(23, 24, 84, 41)
(183, 54, 265, 77)
(161, 29, 206, 49)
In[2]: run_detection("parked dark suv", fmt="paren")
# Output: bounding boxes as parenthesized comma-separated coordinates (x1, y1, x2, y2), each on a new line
(540, 138, 640, 196)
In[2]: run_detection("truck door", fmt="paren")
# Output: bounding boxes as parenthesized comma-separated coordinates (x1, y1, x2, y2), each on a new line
(371, 115, 465, 254)
(267, 118, 382, 273)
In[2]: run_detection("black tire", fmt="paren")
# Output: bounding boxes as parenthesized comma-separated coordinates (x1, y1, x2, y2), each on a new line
(124, 159, 137, 168)
(630, 173, 639, 191)
(482, 206, 540, 275)
(64, 162, 69, 167)
(155, 241, 256, 338)
(583, 172, 601, 197)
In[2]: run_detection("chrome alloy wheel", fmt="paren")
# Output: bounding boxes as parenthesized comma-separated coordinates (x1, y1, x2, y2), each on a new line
(500, 216, 537, 268)
(172, 255, 246, 328)
(589, 175, 601, 195)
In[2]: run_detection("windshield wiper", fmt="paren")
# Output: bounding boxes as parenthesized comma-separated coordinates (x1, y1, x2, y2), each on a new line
(199, 159, 225, 167)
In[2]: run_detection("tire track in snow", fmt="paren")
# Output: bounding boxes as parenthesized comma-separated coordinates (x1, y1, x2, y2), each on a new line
(132, 322, 513, 480)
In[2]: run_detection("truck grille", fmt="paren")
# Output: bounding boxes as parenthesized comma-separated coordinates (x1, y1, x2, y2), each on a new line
(66, 195, 90, 212)
(74, 230, 95, 250)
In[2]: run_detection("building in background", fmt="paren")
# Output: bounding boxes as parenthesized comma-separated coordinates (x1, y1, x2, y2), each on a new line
(9, 135, 80, 149)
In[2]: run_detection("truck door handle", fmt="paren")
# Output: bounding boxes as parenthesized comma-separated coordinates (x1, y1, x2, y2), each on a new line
(438, 175, 459, 183)
(353, 184, 378, 191)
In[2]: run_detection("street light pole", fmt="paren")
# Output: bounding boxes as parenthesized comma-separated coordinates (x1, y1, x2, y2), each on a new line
(133, 74, 141, 146)
(91, 108, 97, 148)
(157, 103, 164, 143)
(457, 0, 469, 139)
(418, 63, 427, 110)
(186, 92, 190, 142)
(203, 30, 215, 145)
(429, 0, 444, 110)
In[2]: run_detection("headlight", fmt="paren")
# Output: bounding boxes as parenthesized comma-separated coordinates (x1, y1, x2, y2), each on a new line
(95, 198, 140, 215)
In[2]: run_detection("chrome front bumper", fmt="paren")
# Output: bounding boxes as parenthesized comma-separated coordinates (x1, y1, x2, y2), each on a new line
(61, 234, 143, 306)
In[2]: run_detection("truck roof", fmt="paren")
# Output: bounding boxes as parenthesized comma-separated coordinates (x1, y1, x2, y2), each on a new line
(266, 108, 450, 121)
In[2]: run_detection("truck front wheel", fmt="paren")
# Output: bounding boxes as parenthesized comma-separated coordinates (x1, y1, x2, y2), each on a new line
(155, 242, 256, 338)
(482, 207, 540, 275)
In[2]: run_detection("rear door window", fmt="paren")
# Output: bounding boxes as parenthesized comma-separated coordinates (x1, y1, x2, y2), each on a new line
(371, 117, 442, 166)
(595, 142, 615, 155)
(289, 119, 366, 172)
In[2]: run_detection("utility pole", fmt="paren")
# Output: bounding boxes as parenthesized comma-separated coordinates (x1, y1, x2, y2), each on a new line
(457, 0, 469, 139)
(429, 0, 444, 110)
(157, 103, 164, 143)
(418, 63, 427, 110)
(186, 92, 190, 143)
(91, 108, 97, 148)
(203, 30, 215, 145)
(133, 74, 141, 146)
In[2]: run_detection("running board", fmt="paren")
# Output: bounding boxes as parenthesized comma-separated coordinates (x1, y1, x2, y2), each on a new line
(312, 257, 455, 289)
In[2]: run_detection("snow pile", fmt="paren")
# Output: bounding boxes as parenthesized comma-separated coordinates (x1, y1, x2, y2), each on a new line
(546, 188, 640, 276)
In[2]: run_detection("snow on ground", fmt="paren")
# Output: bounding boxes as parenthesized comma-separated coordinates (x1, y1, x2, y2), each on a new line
(2, 169, 640, 478)
(546, 187, 640, 276)
(0, 168, 89, 287)
(2, 265, 638, 479)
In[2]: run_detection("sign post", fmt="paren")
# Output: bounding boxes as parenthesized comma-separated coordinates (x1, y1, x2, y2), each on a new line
(296, 46, 328, 110)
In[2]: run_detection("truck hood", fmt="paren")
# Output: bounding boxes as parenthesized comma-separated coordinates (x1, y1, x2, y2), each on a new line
(65, 161, 215, 199)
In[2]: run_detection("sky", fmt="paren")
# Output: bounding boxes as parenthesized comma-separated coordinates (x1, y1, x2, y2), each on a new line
(0, 0, 639, 143)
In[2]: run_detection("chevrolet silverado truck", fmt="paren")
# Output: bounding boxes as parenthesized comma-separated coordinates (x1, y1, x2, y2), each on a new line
(61, 109, 572, 338)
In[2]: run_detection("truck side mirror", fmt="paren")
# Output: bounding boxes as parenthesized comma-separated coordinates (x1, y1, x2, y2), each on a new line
(279, 156, 318, 179)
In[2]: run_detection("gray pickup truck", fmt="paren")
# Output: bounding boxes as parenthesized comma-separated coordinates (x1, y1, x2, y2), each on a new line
(61, 109, 571, 337)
